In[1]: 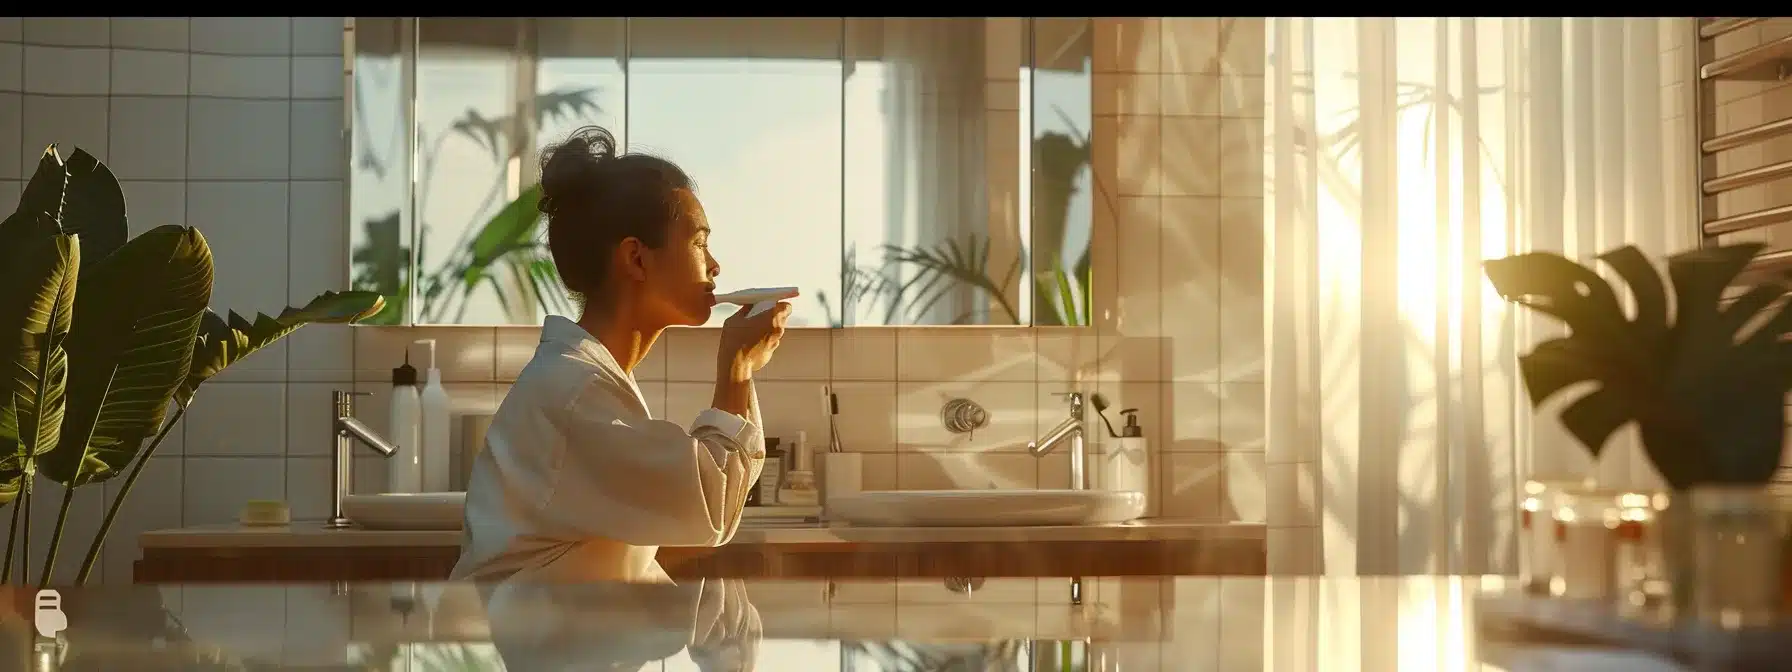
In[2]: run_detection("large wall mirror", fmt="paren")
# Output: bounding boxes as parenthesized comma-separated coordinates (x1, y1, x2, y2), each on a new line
(348, 18, 1094, 327)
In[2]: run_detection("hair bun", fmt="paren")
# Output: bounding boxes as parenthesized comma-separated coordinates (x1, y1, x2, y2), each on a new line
(538, 126, 619, 216)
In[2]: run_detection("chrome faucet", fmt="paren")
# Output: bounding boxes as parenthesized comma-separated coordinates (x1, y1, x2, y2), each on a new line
(1028, 392, 1087, 490)
(328, 390, 399, 529)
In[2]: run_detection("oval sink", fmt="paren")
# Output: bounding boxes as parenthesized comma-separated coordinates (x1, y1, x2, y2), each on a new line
(342, 492, 465, 530)
(827, 489, 1145, 527)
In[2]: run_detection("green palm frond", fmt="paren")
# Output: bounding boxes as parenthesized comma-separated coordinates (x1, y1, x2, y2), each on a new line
(883, 234, 1022, 325)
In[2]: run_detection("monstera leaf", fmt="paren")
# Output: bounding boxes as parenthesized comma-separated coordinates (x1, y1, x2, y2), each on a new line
(1654, 243, 1792, 486)
(1487, 242, 1792, 489)
(40, 226, 213, 488)
(0, 233, 80, 505)
(178, 291, 385, 406)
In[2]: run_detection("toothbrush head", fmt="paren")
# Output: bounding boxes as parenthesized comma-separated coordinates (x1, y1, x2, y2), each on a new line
(1089, 393, 1121, 439)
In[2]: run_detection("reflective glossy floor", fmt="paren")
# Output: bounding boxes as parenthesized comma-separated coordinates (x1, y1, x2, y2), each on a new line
(0, 576, 1689, 671)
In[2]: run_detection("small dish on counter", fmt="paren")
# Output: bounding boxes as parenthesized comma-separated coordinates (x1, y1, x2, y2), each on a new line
(238, 500, 291, 527)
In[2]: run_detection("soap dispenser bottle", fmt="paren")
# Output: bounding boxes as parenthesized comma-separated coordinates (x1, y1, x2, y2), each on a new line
(417, 339, 452, 492)
(1101, 408, 1148, 494)
(387, 353, 423, 494)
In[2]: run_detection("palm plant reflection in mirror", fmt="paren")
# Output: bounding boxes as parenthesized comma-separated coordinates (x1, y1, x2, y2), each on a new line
(351, 88, 1094, 327)
(817, 108, 1096, 328)
(351, 87, 599, 326)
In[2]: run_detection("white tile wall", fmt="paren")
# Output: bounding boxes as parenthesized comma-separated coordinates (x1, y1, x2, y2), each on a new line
(0, 17, 349, 584)
(0, 18, 1270, 593)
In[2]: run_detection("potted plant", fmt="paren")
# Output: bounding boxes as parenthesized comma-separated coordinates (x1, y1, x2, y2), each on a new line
(0, 145, 385, 589)
(1486, 242, 1791, 617)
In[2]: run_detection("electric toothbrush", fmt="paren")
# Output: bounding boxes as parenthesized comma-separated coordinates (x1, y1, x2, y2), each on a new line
(714, 286, 800, 317)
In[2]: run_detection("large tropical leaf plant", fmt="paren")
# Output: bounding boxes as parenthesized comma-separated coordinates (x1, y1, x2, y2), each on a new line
(1485, 242, 1792, 490)
(0, 145, 385, 587)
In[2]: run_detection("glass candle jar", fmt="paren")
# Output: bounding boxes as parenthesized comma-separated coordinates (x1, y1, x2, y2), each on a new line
(1689, 485, 1791, 628)
(1520, 479, 1597, 594)
(1550, 488, 1624, 600)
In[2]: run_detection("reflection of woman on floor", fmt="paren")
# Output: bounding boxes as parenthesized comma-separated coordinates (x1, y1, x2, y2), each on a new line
(483, 578, 760, 672)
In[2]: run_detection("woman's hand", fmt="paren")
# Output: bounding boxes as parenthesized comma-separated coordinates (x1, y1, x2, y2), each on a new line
(717, 302, 790, 381)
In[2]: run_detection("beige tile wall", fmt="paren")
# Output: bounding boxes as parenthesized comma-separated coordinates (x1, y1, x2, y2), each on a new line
(1705, 19, 1792, 248)
(0, 17, 1268, 610)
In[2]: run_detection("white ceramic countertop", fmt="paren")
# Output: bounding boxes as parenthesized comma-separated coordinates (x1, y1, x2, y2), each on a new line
(139, 519, 1265, 549)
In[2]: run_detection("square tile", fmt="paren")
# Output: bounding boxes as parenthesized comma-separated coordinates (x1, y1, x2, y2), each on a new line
(107, 97, 188, 180)
(1160, 196, 1221, 383)
(190, 54, 290, 98)
(24, 45, 109, 94)
(0, 94, 20, 179)
(1163, 382, 1223, 452)
(1161, 452, 1223, 519)
(191, 17, 291, 55)
(292, 18, 345, 56)
(186, 180, 291, 319)
(292, 55, 343, 98)
(182, 457, 286, 527)
(110, 48, 188, 96)
(184, 382, 287, 456)
(110, 17, 190, 51)
(757, 328, 830, 380)
(895, 330, 1035, 382)
(188, 98, 289, 179)
(118, 179, 187, 236)
(23, 18, 108, 46)
(289, 99, 344, 179)
(1092, 18, 1161, 73)
(829, 328, 895, 380)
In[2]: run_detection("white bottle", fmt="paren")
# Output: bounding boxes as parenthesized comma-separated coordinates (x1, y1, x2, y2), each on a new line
(1101, 409, 1148, 494)
(417, 339, 453, 492)
(386, 353, 423, 494)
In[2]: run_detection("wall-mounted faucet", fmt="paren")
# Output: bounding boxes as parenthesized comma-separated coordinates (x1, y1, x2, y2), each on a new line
(1028, 392, 1087, 491)
(328, 390, 400, 529)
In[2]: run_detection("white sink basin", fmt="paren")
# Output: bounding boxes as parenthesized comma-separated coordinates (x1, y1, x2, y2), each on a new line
(342, 492, 465, 530)
(827, 489, 1145, 527)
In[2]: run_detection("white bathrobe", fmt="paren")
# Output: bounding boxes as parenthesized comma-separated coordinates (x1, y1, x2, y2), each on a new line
(451, 315, 766, 584)
(482, 578, 761, 671)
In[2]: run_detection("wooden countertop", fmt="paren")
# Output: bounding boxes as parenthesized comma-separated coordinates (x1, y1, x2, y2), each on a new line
(140, 519, 1266, 549)
(136, 520, 1267, 582)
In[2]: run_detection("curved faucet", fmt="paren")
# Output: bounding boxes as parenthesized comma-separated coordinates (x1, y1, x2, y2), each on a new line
(328, 390, 400, 529)
(1027, 392, 1086, 491)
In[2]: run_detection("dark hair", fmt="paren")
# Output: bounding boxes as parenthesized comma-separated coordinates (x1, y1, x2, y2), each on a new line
(538, 126, 695, 302)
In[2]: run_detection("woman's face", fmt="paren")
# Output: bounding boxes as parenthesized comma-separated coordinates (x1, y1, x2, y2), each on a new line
(637, 189, 721, 327)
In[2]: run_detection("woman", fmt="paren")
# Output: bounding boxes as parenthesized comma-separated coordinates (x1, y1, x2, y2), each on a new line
(452, 126, 788, 584)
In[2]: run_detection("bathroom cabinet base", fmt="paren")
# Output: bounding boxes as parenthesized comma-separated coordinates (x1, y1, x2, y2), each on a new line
(134, 538, 1264, 583)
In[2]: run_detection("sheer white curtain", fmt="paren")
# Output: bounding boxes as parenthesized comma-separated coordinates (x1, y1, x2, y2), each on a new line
(1264, 17, 1696, 577)
(875, 19, 991, 325)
